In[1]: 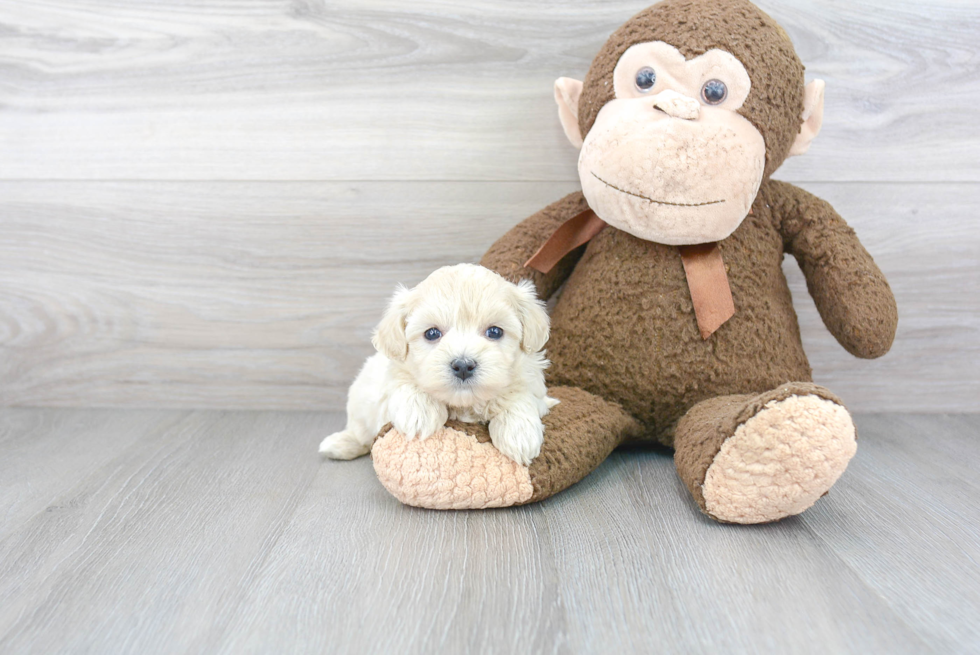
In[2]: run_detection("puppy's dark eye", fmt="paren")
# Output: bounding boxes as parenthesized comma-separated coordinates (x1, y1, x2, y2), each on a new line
(635, 67, 656, 93)
(701, 79, 728, 105)
(424, 328, 442, 341)
(485, 326, 504, 340)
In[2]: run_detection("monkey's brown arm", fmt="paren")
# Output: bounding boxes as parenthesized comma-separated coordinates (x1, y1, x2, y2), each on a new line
(480, 191, 590, 300)
(766, 179, 898, 359)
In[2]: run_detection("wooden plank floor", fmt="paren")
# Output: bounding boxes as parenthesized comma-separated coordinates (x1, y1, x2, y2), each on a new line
(1, 410, 977, 654)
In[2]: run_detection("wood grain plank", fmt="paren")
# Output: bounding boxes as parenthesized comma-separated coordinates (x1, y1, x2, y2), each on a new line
(213, 461, 567, 655)
(1, 409, 977, 652)
(212, 445, 937, 654)
(0, 410, 330, 654)
(0, 180, 572, 410)
(0, 408, 188, 539)
(802, 414, 980, 651)
(531, 450, 930, 653)
(1, 180, 975, 412)
(0, 0, 976, 182)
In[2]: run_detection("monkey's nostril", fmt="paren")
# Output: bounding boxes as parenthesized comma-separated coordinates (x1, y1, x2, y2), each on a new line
(651, 92, 700, 120)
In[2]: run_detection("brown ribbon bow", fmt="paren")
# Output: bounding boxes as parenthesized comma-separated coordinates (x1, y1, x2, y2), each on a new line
(524, 208, 735, 339)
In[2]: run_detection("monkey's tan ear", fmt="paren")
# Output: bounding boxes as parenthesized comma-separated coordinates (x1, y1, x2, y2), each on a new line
(554, 77, 584, 149)
(789, 79, 825, 157)
(372, 286, 413, 362)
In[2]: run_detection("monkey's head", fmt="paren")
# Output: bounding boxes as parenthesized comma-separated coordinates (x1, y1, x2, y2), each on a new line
(555, 0, 825, 246)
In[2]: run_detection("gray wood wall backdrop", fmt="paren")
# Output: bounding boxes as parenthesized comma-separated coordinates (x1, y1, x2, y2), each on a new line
(1, 0, 977, 412)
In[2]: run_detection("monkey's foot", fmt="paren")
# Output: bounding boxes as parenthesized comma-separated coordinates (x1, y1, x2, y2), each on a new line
(372, 386, 643, 510)
(676, 383, 857, 524)
(372, 421, 533, 509)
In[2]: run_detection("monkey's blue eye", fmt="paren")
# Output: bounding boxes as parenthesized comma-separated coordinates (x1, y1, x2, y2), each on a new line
(701, 79, 728, 105)
(634, 67, 656, 92)
(424, 328, 442, 341)
(485, 326, 504, 340)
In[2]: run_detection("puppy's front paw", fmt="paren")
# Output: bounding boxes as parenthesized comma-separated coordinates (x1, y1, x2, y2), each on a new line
(319, 430, 372, 460)
(489, 412, 544, 467)
(390, 390, 448, 441)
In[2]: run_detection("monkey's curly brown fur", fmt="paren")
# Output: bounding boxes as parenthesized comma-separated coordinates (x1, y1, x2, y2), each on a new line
(376, 0, 898, 521)
(482, 0, 897, 517)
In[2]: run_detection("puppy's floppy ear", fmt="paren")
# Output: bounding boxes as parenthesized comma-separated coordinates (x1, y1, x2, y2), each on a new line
(512, 279, 550, 354)
(372, 285, 413, 361)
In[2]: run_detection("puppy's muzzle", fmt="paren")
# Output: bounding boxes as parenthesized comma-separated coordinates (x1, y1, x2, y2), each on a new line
(450, 357, 477, 381)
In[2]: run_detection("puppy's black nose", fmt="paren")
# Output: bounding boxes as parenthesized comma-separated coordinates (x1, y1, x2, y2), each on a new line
(450, 357, 477, 381)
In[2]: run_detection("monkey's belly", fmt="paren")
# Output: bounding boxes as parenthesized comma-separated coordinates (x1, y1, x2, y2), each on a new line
(545, 230, 812, 446)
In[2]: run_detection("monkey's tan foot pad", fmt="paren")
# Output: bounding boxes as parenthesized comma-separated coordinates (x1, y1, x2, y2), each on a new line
(703, 395, 857, 524)
(372, 421, 532, 510)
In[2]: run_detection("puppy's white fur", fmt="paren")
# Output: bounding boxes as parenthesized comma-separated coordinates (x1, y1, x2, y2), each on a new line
(319, 264, 558, 466)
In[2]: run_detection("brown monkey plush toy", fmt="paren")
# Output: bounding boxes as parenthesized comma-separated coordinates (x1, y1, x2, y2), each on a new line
(370, 0, 898, 523)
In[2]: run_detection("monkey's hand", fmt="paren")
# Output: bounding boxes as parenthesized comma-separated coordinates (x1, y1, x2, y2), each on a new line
(768, 180, 898, 359)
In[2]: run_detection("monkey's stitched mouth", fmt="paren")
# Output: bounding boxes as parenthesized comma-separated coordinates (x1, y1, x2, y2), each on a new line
(591, 172, 725, 207)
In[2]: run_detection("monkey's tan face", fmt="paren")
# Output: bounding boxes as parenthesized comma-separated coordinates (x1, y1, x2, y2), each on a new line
(577, 41, 766, 245)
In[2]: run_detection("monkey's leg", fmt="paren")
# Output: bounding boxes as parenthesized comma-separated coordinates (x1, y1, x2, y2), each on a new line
(674, 382, 857, 524)
(371, 386, 643, 510)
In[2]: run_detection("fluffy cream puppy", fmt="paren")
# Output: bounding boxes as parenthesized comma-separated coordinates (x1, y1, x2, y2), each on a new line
(319, 264, 558, 466)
